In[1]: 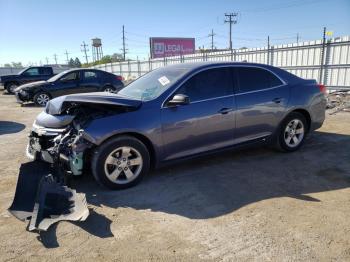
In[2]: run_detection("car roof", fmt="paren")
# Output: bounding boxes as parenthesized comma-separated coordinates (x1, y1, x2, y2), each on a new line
(63, 68, 108, 73)
(163, 61, 276, 71)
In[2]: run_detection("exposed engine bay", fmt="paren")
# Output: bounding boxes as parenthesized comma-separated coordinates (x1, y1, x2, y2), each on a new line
(9, 93, 141, 231)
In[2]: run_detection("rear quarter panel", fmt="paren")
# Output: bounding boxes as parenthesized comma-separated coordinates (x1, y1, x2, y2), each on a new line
(286, 83, 326, 131)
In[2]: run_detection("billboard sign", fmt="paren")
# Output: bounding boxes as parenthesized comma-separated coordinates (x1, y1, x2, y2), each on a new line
(150, 37, 195, 58)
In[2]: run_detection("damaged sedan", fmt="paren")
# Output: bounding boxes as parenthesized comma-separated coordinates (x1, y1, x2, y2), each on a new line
(25, 61, 327, 190)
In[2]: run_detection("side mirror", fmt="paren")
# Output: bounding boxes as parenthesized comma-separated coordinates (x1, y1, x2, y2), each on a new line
(167, 94, 190, 106)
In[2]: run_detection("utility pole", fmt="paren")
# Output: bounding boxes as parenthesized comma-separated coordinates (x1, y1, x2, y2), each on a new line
(319, 27, 327, 84)
(267, 36, 270, 65)
(53, 54, 58, 65)
(81, 41, 89, 64)
(296, 33, 300, 43)
(64, 50, 70, 64)
(208, 29, 216, 51)
(224, 13, 238, 50)
(45, 57, 49, 65)
(122, 25, 126, 61)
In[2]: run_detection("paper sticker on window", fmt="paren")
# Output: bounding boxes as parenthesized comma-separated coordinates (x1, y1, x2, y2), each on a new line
(158, 76, 170, 86)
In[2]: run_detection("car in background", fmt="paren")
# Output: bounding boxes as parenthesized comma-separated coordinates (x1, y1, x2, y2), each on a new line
(0, 66, 55, 93)
(27, 62, 327, 189)
(15, 68, 124, 106)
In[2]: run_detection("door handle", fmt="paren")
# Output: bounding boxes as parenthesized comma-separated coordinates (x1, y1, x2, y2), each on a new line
(218, 108, 233, 114)
(272, 98, 283, 104)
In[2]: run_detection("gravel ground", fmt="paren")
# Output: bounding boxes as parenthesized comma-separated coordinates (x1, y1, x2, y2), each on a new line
(0, 92, 349, 261)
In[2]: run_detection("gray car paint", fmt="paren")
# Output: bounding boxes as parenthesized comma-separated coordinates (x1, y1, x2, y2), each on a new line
(41, 62, 326, 167)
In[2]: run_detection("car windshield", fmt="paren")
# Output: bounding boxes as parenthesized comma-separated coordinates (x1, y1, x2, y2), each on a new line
(47, 70, 71, 82)
(118, 67, 189, 101)
(17, 67, 29, 75)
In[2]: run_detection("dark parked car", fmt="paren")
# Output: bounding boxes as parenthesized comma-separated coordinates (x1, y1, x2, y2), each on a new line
(0, 66, 55, 93)
(26, 62, 326, 189)
(15, 68, 124, 106)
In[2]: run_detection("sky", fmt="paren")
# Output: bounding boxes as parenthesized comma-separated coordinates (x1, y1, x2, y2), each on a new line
(0, 0, 349, 66)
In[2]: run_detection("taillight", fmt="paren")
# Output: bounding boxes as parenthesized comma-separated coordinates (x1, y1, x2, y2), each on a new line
(318, 84, 327, 94)
(116, 76, 124, 81)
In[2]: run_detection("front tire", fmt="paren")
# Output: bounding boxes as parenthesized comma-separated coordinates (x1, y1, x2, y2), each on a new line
(5, 82, 19, 94)
(91, 136, 150, 190)
(275, 112, 308, 152)
(33, 92, 51, 106)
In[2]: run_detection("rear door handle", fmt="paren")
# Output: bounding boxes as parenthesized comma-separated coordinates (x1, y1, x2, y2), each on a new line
(272, 98, 283, 104)
(218, 108, 233, 114)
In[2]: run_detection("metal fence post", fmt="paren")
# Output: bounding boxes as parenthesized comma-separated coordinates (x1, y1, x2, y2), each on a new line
(319, 28, 327, 84)
(137, 59, 141, 77)
(323, 39, 331, 85)
(127, 59, 131, 77)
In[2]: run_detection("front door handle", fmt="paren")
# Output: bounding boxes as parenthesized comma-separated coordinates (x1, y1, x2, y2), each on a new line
(218, 108, 233, 114)
(272, 98, 283, 104)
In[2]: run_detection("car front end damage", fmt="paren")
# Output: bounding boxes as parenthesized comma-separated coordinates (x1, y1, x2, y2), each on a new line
(9, 92, 141, 231)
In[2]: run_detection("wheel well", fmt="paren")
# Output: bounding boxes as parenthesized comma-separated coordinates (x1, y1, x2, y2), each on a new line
(104, 132, 157, 169)
(291, 109, 311, 132)
(34, 91, 52, 99)
(5, 81, 19, 88)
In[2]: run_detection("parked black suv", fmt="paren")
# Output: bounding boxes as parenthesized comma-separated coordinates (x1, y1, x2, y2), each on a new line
(15, 68, 124, 106)
(0, 66, 55, 93)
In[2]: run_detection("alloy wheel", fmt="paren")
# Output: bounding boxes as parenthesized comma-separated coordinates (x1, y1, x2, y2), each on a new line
(36, 94, 50, 106)
(104, 146, 143, 184)
(284, 119, 305, 148)
(8, 84, 18, 93)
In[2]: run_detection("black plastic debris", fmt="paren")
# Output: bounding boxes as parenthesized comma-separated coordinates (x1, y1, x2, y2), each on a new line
(8, 161, 89, 231)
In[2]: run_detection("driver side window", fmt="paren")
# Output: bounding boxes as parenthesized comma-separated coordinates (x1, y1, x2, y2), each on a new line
(23, 68, 39, 76)
(176, 67, 233, 102)
(60, 72, 78, 82)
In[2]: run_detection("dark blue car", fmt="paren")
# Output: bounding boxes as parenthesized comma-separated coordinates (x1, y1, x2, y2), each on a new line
(14, 68, 124, 106)
(27, 62, 326, 189)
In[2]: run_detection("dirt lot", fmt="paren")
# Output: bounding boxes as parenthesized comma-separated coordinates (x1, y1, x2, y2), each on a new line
(0, 92, 349, 261)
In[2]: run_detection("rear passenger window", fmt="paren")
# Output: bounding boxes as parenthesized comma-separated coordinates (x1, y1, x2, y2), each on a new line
(237, 67, 283, 93)
(39, 67, 52, 75)
(176, 68, 233, 102)
(84, 71, 98, 79)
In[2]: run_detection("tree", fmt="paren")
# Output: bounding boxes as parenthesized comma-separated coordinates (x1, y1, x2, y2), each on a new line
(4, 63, 11, 67)
(11, 62, 23, 68)
(111, 53, 123, 62)
(99, 55, 112, 64)
(68, 58, 75, 67)
(74, 57, 81, 68)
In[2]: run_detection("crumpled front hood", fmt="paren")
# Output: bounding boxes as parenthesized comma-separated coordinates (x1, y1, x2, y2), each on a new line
(15, 81, 47, 92)
(46, 92, 142, 115)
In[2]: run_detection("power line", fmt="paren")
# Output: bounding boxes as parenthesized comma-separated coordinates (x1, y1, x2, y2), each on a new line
(122, 25, 127, 61)
(64, 50, 70, 64)
(53, 54, 58, 65)
(81, 41, 89, 64)
(208, 29, 216, 51)
(224, 13, 238, 50)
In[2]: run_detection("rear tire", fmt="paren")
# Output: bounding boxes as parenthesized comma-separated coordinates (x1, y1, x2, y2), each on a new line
(275, 112, 308, 152)
(103, 86, 116, 93)
(33, 92, 51, 107)
(91, 136, 150, 190)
